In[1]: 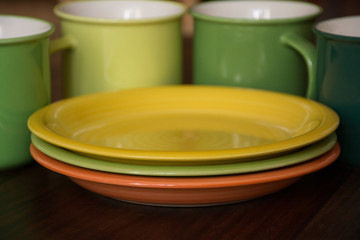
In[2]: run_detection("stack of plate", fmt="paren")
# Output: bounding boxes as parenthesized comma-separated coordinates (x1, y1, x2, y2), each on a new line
(28, 86, 340, 206)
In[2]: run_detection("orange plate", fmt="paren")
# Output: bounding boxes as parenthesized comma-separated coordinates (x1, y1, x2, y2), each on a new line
(30, 143, 340, 207)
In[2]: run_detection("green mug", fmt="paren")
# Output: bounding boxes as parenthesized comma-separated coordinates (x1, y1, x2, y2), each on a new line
(314, 16, 360, 167)
(0, 15, 54, 170)
(51, 0, 186, 97)
(190, 1, 322, 98)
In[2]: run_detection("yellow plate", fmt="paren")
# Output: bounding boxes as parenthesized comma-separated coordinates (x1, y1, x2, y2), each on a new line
(28, 86, 339, 163)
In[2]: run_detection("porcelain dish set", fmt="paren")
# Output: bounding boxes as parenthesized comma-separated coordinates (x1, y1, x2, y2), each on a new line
(4, 0, 357, 206)
(28, 86, 340, 206)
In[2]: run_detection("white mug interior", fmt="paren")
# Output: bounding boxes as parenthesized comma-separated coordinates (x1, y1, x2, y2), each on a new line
(316, 16, 360, 38)
(192, 1, 321, 20)
(57, 1, 185, 20)
(0, 16, 52, 39)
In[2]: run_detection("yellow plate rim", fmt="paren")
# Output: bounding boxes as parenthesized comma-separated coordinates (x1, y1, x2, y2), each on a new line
(28, 86, 339, 161)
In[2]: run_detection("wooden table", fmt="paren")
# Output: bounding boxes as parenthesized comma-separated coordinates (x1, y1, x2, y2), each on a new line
(1, 1, 360, 239)
(1, 158, 359, 239)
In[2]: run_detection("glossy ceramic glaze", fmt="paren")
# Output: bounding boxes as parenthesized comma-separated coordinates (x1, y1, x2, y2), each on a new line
(27, 86, 339, 163)
(30, 143, 340, 206)
(0, 15, 54, 170)
(314, 16, 360, 167)
(51, 1, 186, 97)
(31, 133, 337, 176)
(191, 1, 322, 98)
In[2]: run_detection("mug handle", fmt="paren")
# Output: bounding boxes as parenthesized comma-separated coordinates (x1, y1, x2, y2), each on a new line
(50, 35, 75, 54)
(281, 33, 317, 100)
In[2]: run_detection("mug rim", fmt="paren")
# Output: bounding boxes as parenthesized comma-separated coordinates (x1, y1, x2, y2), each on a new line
(0, 15, 54, 45)
(190, 1, 322, 24)
(314, 15, 360, 42)
(54, 0, 186, 24)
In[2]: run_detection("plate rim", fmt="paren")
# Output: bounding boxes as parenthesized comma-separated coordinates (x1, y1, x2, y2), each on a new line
(27, 86, 339, 161)
(31, 133, 337, 176)
(30, 142, 340, 188)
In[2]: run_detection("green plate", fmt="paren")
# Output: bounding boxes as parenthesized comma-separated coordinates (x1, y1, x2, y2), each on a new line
(31, 133, 337, 177)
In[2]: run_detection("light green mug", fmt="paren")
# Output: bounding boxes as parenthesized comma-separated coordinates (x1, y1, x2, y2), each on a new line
(190, 1, 322, 98)
(51, 0, 186, 97)
(0, 15, 54, 170)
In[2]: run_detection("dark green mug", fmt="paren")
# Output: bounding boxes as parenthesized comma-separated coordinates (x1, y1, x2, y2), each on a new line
(314, 16, 360, 167)
(190, 1, 322, 98)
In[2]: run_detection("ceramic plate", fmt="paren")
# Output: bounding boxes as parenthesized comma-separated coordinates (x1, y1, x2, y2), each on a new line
(28, 86, 339, 163)
(30, 143, 340, 206)
(31, 133, 337, 176)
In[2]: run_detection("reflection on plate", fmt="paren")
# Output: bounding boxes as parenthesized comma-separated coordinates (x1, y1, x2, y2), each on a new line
(30, 143, 340, 206)
(31, 133, 337, 176)
(28, 86, 339, 163)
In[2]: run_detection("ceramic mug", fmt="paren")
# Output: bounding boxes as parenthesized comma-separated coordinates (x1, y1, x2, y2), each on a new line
(0, 15, 54, 170)
(51, 0, 186, 97)
(190, 1, 322, 98)
(313, 16, 360, 167)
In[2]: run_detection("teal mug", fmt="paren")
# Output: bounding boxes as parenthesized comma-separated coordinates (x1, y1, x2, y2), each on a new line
(190, 1, 322, 98)
(314, 16, 360, 167)
(0, 15, 54, 170)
